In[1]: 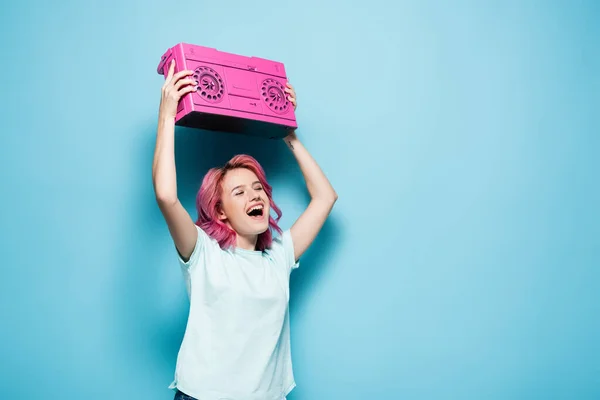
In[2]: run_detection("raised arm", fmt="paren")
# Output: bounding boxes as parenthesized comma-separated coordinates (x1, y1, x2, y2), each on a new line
(152, 59, 198, 262)
(284, 83, 338, 262)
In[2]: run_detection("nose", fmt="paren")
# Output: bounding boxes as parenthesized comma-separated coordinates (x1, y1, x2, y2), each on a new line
(250, 188, 261, 200)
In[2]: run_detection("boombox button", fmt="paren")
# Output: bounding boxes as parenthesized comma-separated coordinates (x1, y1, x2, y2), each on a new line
(229, 96, 263, 113)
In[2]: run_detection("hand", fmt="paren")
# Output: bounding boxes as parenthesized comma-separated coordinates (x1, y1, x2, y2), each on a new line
(285, 82, 297, 110)
(159, 59, 197, 119)
(283, 82, 298, 142)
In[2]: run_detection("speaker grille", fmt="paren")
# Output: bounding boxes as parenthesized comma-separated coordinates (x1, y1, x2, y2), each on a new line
(193, 66, 224, 103)
(261, 79, 290, 114)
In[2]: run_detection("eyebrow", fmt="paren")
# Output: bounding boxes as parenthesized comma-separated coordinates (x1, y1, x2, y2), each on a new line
(231, 181, 262, 193)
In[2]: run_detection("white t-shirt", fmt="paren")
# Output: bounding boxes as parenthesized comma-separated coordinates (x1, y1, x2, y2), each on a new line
(168, 224, 299, 400)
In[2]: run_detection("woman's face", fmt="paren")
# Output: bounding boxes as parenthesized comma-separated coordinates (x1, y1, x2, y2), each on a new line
(218, 167, 270, 240)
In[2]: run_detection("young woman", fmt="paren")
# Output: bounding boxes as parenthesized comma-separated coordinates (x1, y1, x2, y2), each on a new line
(152, 59, 338, 400)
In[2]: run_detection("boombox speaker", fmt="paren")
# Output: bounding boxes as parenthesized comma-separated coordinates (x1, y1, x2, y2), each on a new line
(157, 43, 297, 139)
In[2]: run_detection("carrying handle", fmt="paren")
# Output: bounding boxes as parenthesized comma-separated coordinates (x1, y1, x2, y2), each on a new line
(157, 48, 174, 75)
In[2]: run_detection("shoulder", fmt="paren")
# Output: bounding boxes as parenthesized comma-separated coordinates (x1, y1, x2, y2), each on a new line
(177, 224, 220, 269)
(267, 229, 300, 273)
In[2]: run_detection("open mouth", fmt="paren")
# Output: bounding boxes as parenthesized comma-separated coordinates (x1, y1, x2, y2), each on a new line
(246, 204, 264, 219)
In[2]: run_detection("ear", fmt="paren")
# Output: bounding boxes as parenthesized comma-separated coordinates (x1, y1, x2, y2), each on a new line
(217, 203, 227, 221)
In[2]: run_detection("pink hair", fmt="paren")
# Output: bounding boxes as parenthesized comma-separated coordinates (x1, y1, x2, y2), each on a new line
(194, 154, 283, 251)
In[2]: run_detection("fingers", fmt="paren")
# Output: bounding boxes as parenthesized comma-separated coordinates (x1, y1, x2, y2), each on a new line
(162, 81, 196, 105)
(174, 78, 197, 91)
(169, 78, 197, 97)
(284, 82, 297, 109)
(287, 95, 296, 109)
(178, 85, 198, 96)
(284, 82, 296, 103)
(163, 59, 194, 88)
(162, 74, 196, 103)
(165, 70, 194, 90)
(172, 69, 194, 82)
(284, 82, 294, 95)
(166, 59, 175, 81)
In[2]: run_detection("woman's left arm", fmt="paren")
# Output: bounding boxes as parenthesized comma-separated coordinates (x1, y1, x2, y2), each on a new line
(283, 83, 338, 262)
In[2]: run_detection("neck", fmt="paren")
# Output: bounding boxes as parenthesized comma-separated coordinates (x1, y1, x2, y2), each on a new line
(236, 233, 258, 251)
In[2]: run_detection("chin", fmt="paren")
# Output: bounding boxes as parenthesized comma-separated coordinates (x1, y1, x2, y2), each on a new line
(244, 213, 269, 233)
(252, 223, 270, 235)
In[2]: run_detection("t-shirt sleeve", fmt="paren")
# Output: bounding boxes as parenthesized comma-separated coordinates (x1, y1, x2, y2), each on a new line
(281, 229, 300, 273)
(177, 224, 209, 269)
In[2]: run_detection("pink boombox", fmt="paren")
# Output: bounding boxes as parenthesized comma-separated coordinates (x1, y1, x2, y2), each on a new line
(157, 43, 297, 139)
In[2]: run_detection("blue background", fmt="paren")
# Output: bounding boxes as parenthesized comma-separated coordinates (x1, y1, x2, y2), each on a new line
(1, 0, 599, 399)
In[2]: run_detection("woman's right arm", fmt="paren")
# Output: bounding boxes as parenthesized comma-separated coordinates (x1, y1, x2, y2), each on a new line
(152, 59, 198, 262)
